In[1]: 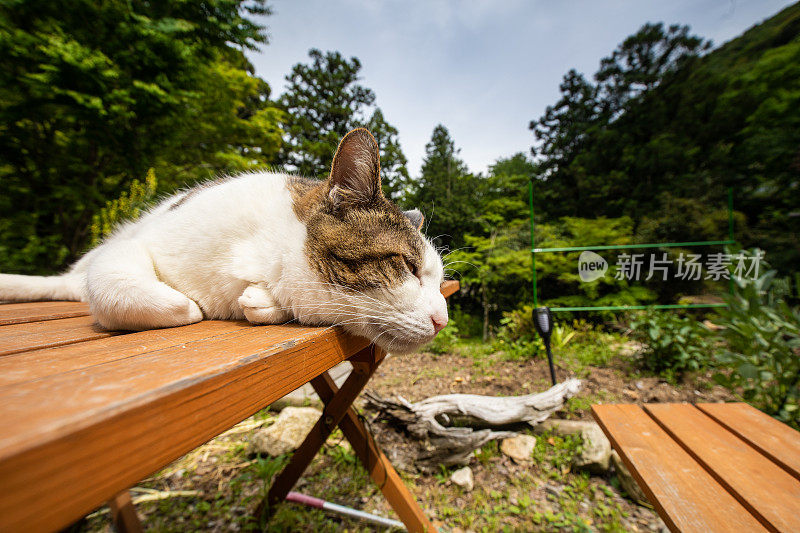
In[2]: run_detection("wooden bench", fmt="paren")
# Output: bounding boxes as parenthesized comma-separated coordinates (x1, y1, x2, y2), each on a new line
(593, 403, 800, 533)
(0, 280, 459, 532)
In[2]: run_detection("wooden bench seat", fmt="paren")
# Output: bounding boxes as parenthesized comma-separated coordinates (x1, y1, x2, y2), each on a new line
(593, 402, 800, 533)
(0, 280, 459, 532)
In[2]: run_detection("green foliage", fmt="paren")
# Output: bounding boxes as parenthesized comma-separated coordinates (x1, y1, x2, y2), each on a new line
(449, 305, 483, 338)
(713, 262, 800, 428)
(532, 430, 584, 475)
(426, 316, 460, 355)
(529, 8, 800, 274)
(90, 168, 158, 246)
(361, 108, 411, 204)
(534, 216, 657, 316)
(0, 0, 280, 274)
(278, 49, 376, 178)
(629, 308, 711, 380)
(445, 153, 536, 338)
(410, 125, 482, 251)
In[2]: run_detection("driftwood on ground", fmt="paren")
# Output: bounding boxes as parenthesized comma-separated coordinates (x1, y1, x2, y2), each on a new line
(364, 378, 582, 469)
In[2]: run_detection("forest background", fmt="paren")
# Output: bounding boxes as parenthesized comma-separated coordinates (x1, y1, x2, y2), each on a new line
(1, 0, 798, 339)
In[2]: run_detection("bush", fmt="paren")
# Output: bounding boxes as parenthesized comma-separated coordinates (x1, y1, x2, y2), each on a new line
(426, 316, 460, 355)
(449, 305, 482, 338)
(629, 308, 711, 380)
(495, 304, 576, 359)
(713, 265, 800, 428)
(90, 168, 158, 246)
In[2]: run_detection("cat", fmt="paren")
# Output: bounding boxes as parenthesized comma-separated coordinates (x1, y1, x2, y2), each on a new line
(0, 128, 449, 354)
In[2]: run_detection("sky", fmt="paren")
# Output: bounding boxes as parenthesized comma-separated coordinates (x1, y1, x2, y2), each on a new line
(247, 0, 795, 177)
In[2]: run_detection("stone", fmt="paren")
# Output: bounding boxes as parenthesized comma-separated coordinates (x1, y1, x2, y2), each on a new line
(450, 466, 474, 491)
(611, 451, 649, 505)
(250, 406, 322, 456)
(500, 434, 537, 463)
(534, 419, 612, 472)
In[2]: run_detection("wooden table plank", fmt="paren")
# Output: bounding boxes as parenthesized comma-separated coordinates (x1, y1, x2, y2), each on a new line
(0, 323, 357, 457)
(0, 325, 369, 531)
(0, 320, 252, 387)
(0, 315, 118, 356)
(440, 279, 459, 299)
(646, 403, 800, 533)
(0, 281, 459, 531)
(697, 402, 800, 481)
(0, 301, 91, 325)
(592, 404, 768, 533)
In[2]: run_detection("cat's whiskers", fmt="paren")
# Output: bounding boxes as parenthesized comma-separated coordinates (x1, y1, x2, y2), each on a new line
(293, 281, 397, 311)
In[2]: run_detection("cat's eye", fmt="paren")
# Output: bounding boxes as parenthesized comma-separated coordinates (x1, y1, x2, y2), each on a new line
(404, 257, 419, 278)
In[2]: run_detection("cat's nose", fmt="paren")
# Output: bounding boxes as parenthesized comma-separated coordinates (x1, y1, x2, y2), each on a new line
(431, 315, 447, 334)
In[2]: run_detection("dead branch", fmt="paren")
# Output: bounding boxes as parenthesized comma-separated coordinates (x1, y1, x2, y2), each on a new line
(364, 378, 581, 470)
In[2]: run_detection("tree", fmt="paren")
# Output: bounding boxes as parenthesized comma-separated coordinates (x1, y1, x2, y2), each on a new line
(594, 22, 710, 117)
(0, 0, 279, 274)
(153, 50, 284, 190)
(278, 49, 375, 177)
(362, 108, 410, 204)
(411, 125, 481, 249)
(529, 70, 598, 218)
(449, 154, 536, 338)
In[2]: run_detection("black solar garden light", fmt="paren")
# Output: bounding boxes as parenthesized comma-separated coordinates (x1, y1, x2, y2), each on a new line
(533, 306, 557, 385)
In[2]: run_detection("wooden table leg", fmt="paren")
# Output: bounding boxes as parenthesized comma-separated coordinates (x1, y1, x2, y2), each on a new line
(108, 490, 142, 533)
(263, 346, 379, 512)
(312, 368, 435, 533)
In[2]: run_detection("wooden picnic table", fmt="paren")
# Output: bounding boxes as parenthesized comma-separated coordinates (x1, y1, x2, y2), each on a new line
(0, 280, 459, 532)
(593, 402, 800, 533)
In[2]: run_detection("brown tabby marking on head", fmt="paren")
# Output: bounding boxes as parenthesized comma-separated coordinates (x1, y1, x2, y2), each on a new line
(287, 176, 327, 221)
(288, 129, 426, 291)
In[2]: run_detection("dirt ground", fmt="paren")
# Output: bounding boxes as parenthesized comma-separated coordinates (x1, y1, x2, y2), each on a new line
(369, 350, 735, 411)
(79, 344, 736, 532)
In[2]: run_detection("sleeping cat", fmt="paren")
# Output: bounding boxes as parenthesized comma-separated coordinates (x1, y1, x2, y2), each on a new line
(0, 128, 449, 354)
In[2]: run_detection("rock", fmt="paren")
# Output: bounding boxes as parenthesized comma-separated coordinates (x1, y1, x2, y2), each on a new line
(250, 406, 321, 456)
(450, 466, 474, 491)
(534, 419, 612, 472)
(500, 434, 537, 463)
(544, 483, 563, 499)
(611, 451, 649, 505)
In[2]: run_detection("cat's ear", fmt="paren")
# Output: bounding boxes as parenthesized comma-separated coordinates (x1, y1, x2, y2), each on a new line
(328, 128, 382, 208)
(403, 209, 424, 230)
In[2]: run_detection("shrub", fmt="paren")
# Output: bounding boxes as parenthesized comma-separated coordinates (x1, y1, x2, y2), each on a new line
(495, 304, 576, 359)
(426, 316, 460, 355)
(629, 308, 711, 380)
(713, 266, 800, 428)
(90, 168, 158, 246)
(449, 305, 482, 338)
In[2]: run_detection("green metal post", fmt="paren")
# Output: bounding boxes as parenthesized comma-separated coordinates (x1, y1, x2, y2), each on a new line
(727, 187, 734, 244)
(728, 187, 735, 297)
(529, 180, 538, 309)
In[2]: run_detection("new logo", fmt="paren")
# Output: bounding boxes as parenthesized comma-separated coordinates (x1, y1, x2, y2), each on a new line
(578, 251, 608, 282)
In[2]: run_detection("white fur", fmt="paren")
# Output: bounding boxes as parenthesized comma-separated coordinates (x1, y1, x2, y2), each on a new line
(0, 171, 448, 353)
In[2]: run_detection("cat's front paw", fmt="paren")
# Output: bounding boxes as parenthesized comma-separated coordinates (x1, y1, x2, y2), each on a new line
(242, 305, 292, 324)
(238, 284, 291, 324)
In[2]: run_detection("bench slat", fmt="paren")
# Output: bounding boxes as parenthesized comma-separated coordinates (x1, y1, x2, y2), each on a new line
(592, 404, 767, 533)
(697, 402, 800, 481)
(646, 403, 800, 533)
(0, 320, 252, 387)
(0, 315, 118, 356)
(0, 325, 368, 531)
(0, 301, 91, 325)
